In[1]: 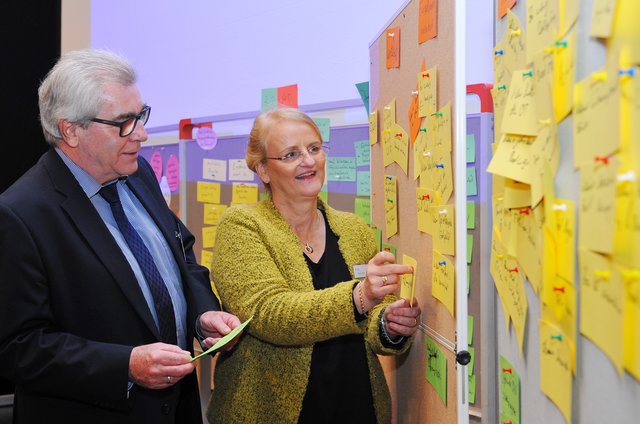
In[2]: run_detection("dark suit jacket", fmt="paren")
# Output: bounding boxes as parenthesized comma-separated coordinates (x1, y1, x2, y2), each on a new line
(0, 149, 219, 423)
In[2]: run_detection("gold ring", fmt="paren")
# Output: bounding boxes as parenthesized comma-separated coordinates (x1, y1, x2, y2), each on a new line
(167, 376, 172, 384)
(381, 275, 388, 285)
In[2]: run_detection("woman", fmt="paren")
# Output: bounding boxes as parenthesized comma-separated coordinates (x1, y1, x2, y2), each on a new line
(207, 109, 421, 424)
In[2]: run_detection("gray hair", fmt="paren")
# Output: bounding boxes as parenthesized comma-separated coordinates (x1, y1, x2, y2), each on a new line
(38, 49, 137, 146)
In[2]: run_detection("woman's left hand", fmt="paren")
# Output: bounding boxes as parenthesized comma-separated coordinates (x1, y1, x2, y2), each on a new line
(383, 298, 422, 338)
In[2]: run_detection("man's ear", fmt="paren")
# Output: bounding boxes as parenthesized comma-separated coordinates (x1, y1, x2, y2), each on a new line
(256, 162, 270, 185)
(58, 120, 80, 148)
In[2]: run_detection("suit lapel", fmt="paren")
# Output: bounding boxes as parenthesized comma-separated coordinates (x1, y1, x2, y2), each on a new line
(44, 151, 161, 340)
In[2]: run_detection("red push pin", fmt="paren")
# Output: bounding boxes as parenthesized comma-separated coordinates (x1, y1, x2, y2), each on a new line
(553, 287, 565, 293)
(502, 368, 512, 373)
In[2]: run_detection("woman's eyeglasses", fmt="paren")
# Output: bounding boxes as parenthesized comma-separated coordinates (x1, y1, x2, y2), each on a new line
(265, 144, 330, 164)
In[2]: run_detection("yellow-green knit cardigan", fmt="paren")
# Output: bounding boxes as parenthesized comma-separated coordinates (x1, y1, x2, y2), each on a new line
(206, 198, 413, 424)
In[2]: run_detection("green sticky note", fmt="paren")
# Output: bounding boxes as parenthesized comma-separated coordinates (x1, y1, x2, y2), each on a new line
(381, 243, 396, 257)
(468, 346, 475, 374)
(468, 315, 474, 345)
(354, 140, 371, 166)
(371, 226, 382, 251)
(469, 373, 477, 404)
(425, 336, 447, 405)
(467, 265, 470, 295)
(466, 133, 476, 163)
(192, 316, 253, 361)
(357, 171, 371, 196)
(327, 157, 356, 181)
(500, 355, 521, 424)
(261, 88, 277, 112)
(314, 118, 331, 142)
(466, 166, 478, 196)
(356, 81, 370, 114)
(354, 197, 371, 225)
(467, 234, 473, 264)
(467, 201, 476, 229)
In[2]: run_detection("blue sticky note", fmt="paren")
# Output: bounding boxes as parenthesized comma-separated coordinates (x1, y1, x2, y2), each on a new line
(261, 88, 277, 112)
(327, 157, 356, 182)
(314, 118, 331, 142)
(354, 140, 370, 166)
(357, 171, 371, 195)
(466, 134, 476, 163)
(356, 81, 370, 114)
(466, 166, 477, 196)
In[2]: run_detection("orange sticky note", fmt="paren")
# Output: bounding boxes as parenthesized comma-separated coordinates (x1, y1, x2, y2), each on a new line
(386, 27, 400, 69)
(408, 93, 421, 143)
(498, 0, 517, 19)
(418, 0, 437, 43)
(277, 84, 298, 108)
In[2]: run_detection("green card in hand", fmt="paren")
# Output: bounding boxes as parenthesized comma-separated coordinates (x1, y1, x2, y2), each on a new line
(192, 316, 253, 361)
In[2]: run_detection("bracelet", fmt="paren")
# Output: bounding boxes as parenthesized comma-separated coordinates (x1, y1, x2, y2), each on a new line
(380, 312, 404, 345)
(358, 281, 368, 316)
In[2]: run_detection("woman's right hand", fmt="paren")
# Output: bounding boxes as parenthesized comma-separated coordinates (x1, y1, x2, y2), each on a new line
(356, 251, 414, 314)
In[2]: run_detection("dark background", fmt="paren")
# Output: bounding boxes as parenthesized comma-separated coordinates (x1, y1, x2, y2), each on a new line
(0, 0, 61, 394)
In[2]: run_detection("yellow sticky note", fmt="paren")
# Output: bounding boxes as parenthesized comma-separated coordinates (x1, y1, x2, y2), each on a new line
(433, 102, 452, 152)
(384, 175, 398, 238)
(369, 110, 379, 145)
(416, 187, 437, 234)
(541, 273, 577, 366)
(501, 256, 528, 354)
(390, 123, 409, 175)
(202, 226, 217, 249)
(431, 204, 455, 256)
(611, 0, 640, 65)
(413, 125, 430, 180)
(200, 249, 213, 272)
(418, 66, 438, 117)
(590, 0, 617, 38)
(619, 58, 638, 168)
(573, 68, 620, 167)
(503, 11, 527, 74)
(501, 70, 538, 136)
(382, 129, 394, 167)
(622, 268, 640, 381)
(203, 203, 228, 226)
(383, 98, 396, 131)
(579, 158, 618, 254)
(492, 85, 509, 146)
(526, 0, 559, 64)
(540, 320, 572, 424)
(196, 181, 221, 204)
(552, 200, 576, 284)
(400, 254, 417, 306)
(552, 30, 576, 123)
(490, 231, 512, 328)
(514, 206, 542, 294)
(487, 134, 535, 184)
(231, 183, 258, 205)
(612, 175, 640, 268)
(503, 178, 531, 210)
(579, 249, 624, 374)
(432, 250, 455, 317)
(530, 119, 559, 206)
(421, 145, 453, 204)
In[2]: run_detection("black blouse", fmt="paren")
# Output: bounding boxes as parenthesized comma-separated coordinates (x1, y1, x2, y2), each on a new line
(297, 210, 377, 424)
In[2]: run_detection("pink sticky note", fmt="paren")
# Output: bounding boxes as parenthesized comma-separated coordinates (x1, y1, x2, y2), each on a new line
(166, 154, 180, 192)
(150, 151, 163, 183)
(277, 84, 298, 108)
(196, 127, 218, 150)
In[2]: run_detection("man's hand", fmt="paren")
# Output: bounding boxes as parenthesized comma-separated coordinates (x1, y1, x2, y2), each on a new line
(199, 311, 242, 351)
(129, 343, 194, 389)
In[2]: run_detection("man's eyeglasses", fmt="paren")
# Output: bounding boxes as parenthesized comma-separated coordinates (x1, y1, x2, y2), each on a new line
(91, 105, 151, 137)
(265, 144, 329, 164)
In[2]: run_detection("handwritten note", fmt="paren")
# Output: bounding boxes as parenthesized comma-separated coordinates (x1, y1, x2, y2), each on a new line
(526, 0, 559, 64)
(196, 181, 221, 204)
(503, 11, 527, 73)
(384, 175, 398, 238)
(431, 204, 455, 256)
(623, 265, 640, 380)
(418, 0, 437, 43)
(432, 250, 455, 317)
(327, 157, 356, 182)
(487, 134, 535, 184)
(419, 67, 438, 117)
(277, 84, 298, 108)
(203, 158, 227, 182)
(228, 159, 254, 181)
(355, 81, 370, 114)
(417, 187, 437, 234)
(553, 31, 576, 122)
(467, 167, 478, 197)
(502, 70, 538, 136)
(540, 320, 572, 424)
(422, 145, 453, 204)
(386, 27, 400, 68)
(203, 203, 227, 226)
(400, 255, 417, 306)
(383, 99, 397, 132)
(579, 158, 618, 254)
(231, 183, 258, 204)
(357, 171, 371, 196)
(500, 355, 521, 424)
(200, 249, 213, 272)
(466, 134, 476, 163)
(354, 197, 371, 225)
(261, 87, 277, 111)
(313, 118, 331, 142)
(354, 140, 370, 166)
(433, 102, 452, 151)
(425, 336, 447, 405)
(514, 207, 543, 294)
(369, 110, 378, 145)
(202, 226, 217, 249)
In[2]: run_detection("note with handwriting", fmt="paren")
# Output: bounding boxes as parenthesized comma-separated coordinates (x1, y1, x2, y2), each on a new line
(203, 158, 227, 182)
(541, 270, 577, 361)
(417, 187, 437, 234)
(623, 266, 640, 380)
(433, 102, 452, 152)
(192, 316, 253, 361)
(487, 134, 535, 184)
(201, 249, 213, 272)
(425, 336, 447, 405)
(355, 197, 371, 226)
(313, 118, 331, 142)
(431, 204, 455, 256)
(530, 118, 559, 205)
(491, 84, 509, 145)
(612, 176, 640, 268)
(573, 68, 620, 167)
(432, 250, 455, 317)
(526, 0, 559, 64)
(413, 125, 430, 180)
(579, 157, 618, 254)
(277, 84, 298, 109)
(503, 178, 532, 210)
(197, 181, 221, 204)
(466, 134, 476, 163)
(502, 70, 538, 136)
(369, 110, 379, 145)
(383, 99, 397, 131)
(552, 200, 576, 284)
(384, 175, 398, 238)
(202, 226, 217, 249)
(261, 87, 277, 111)
(408, 89, 421, 143)
(391, 124, 409, 175)
(515, 206, 543, 294)
(357, 171, 371, 196)
(418, 0, 437, 43)
(228, 159, 254, 182)
(421, 145, 453, 204)
(467, 167, 478, 197)
(540, 320, 572, 424)
(490, 230, 512, 328)
(590, 0, 616, 38)
(503, 11, 527, 74)
(400, 254, 417, 306)
(354, 140, 371, 166)
(500, 355, 521, 424)
(231, 183, 258, 205)
(386, 27, 400, 68)
(498, 0, 517, 19)
(419, 67, 438, 117)
(327, 157, 356, 182)
(579, 248, 624, 374)
(203, 203, 228, 226)
(355, 81, 370, 114)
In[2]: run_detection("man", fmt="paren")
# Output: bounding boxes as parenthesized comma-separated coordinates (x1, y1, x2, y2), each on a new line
(0, 49, 240, 423)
